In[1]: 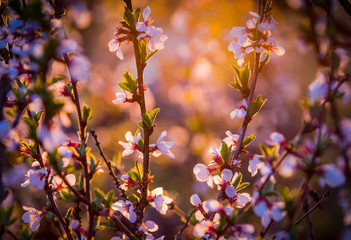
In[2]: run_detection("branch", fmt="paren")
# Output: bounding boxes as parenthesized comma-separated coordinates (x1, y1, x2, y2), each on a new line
(175, 209, 196, 240)
(90, 129, 127, 198)
(295, 192, 329, 225)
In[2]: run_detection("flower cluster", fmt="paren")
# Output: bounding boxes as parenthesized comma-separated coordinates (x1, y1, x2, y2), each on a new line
(228, 12, 285, 66)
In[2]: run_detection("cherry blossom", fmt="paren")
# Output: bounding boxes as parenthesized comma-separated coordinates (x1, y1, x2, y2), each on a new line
(230, 100, 247, 119)
(150, 131, 175, 158)
(268, 132, 286, 146)
(22, 206, 41, 231)
(223, 130, 239, 147)
(318, 164, 345, 188)
(119, 131, 142, 157)
(136, 6, 168, 52)
(193, 163, 215, 188)
(112, 92, 128, 105)
(21, 168, 47, 190)
(52, 174, 76, 191)
(252, 192, 286, 228)
(248, 155, 264, 177)
(108, 39, 124, 60)
(213, 169, 236, 198)
(111, 200, 137, 223)
(228, 11, 284, 66)
(149, 187, 173, 215)
(308, 70, 329, 103)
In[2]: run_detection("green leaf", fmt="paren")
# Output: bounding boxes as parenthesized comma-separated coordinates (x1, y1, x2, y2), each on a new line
(118, 82, 131, 92)
(142, 113, 152, 128)
(65, 207, 74, 219)
(105, 190, 116, 208)
(122, 7, 135, 28)
(220, 141, 229, 163)
(128, 193, 140, 203)
(128, 170, 141, 182)
(133, 8, 141, 22)
(139, 41, 147, 62)
(233, 172, 242, 188)
(236, 182, 250, 191)
(146, 50, 159, 61)
(242, 134, 256, 147)
(118, 71, 138, 94)
(94, 187, 105, 199)
(138, 121, 144, 129)
(149, 108, 160, 125)
(248, 94, 267, 118)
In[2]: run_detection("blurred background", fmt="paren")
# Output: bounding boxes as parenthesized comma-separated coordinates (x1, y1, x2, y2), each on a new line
(3, 0, 351, 239)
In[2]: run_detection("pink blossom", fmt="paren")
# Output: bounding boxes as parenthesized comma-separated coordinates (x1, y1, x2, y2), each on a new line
(193, 164, 215, 188)
(149, 187, 173, 215)
(21, 168, 47, 190)
(111, 200, 137, 223)
(150, 131, 175, 159)
(230, 100, 247, 119)
(22, 206, 41, 231)
(112, 92, 127, 105)
(119, 131, 142, 157)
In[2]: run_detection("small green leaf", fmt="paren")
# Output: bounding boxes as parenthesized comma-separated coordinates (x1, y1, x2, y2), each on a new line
(94, 187, 105, 199)
(139, 41, 147, 62)
(82, 104, 92, 121)
(128, 170, 141, 182)
(122, 7, 135, 28)
(236, 182, 250, 191)
(220, 141, 229, 163)
(133, 8, 141, 22)
(248, 94, 267, 118)
(118, 82, 131, 92)
(149, 108, 160, 125)
(242, 134, 256, 147)
(138, 121, 144, 129)
(142, 113, 152, 128)
(128, 193, 140, 203)
(233, 172, 242, 188)
(146, 50, 159, 61)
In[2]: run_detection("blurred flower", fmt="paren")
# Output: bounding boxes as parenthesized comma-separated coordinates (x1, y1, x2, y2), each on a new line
(108, 39, 124, 60)
(0, 119, 11, 141)
(308, 70, 328, 103)
(318, 164, 345, 188)
(21, 168, 47, 190)
(22, 206, 41, 231)
(112, 91, 127, 104)
(252, 192, 285, 228)
(248, 155, 264, 177)
(69, 55, 91, 81)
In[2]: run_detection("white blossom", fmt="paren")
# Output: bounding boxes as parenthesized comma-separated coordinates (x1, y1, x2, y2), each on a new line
(150, 131, 175, 159)
(111, 200, 137, 223)
(22, 206, 41, 231)
(119, 131, 142, 157)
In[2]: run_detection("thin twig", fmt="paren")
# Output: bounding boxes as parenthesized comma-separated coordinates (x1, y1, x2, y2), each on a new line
(90, 129, 127, 198)
(261, 220, 273, 238)
(295, 192, 329, 225)
(175, 209, 196, 240)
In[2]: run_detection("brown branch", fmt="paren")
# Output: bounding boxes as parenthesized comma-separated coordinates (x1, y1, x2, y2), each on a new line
(295, 192, 329, 225)
(90, 129, 127, 198)
(175, 209, 196, 240)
